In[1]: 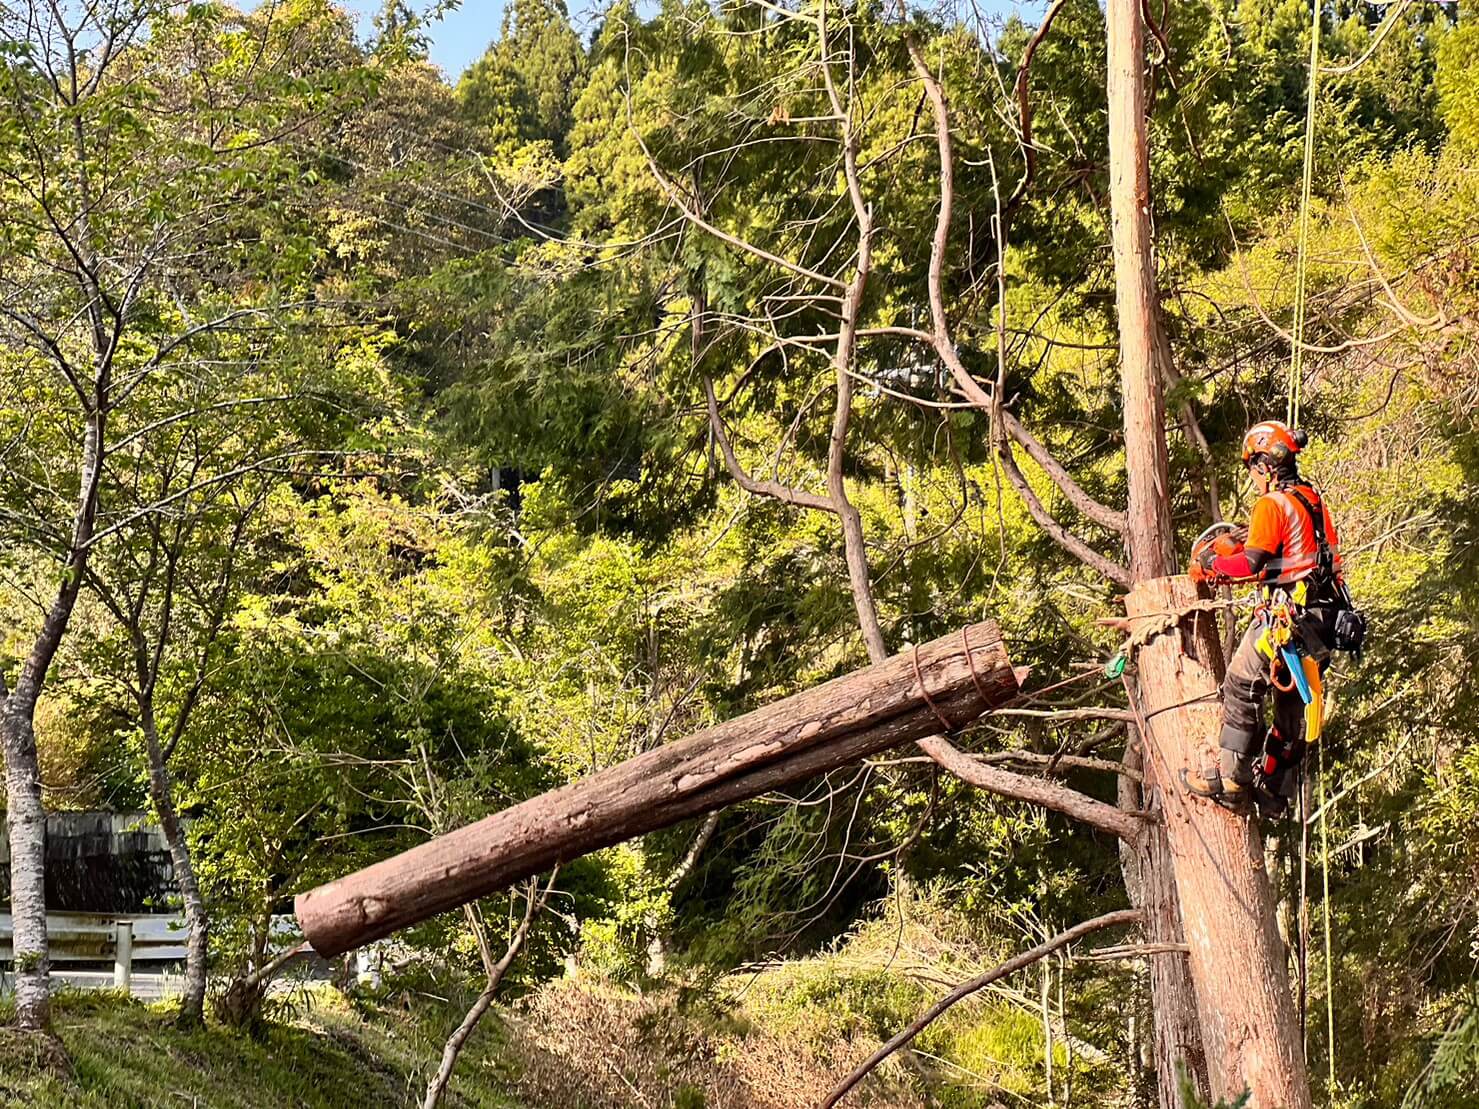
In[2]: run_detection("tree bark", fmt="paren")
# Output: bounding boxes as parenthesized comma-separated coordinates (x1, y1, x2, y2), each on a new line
(141, 705, 209, 1027)
(1126, 578, 1312, 1109)
(297, 621, 1019, 956)
(1120, 730, 1210, 1107)
(1102, 2, 1283, 1104)
(1106, 0, 1176, 582)
(1, 707, 50, 1033)
(1, 406, 106, 1033)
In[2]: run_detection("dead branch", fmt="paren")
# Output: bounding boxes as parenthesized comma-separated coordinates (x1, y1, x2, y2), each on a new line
(1005, 0, 1070, 216)
(916, 736, 1142, 840)
(703, 378, 834, 512)
(422, 873, 557, 1109)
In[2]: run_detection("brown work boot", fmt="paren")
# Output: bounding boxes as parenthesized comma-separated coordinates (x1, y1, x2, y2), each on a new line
(1180, 767, 1253, 813)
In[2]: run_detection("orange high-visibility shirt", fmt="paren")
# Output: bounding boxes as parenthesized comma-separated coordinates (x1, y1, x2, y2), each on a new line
(1246, 483, 1343, 586)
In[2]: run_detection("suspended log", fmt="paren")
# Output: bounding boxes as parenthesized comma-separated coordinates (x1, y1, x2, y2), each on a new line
(297, 621, 1019, 956)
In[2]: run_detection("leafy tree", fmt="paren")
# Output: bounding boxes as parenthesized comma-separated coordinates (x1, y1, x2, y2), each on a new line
(458, 0, 586, 151)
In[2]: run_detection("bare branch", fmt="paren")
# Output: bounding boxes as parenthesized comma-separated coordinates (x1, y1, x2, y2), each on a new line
(422, 872, 557, 1109)
(630, 123, 846, 291)
(902, 24, 1126, 541)
(993, 435, 1133, 587)
(916, 735, 1142, 840)
(1005, 0, 1071, 215)
(704, 378, 834, 513)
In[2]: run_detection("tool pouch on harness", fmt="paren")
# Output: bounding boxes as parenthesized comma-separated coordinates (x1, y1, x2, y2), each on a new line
(1333, 605, 1367, 662)
(1285, 487, 1367, 663)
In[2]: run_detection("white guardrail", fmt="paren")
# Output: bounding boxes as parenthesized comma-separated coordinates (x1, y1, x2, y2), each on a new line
(0, 914, 372, 1000)
(1, 911, 187, 992)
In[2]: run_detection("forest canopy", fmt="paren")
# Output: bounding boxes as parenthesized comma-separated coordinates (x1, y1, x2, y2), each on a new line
(2, 0, 1478, 1106)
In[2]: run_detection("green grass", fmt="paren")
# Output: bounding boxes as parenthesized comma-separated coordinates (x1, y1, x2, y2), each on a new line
(0, 988, 529, 1109)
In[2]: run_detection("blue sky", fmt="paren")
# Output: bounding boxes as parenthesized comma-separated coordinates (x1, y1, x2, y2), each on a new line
(335, 1, 605, 80)
(329, 1, 1045, 82)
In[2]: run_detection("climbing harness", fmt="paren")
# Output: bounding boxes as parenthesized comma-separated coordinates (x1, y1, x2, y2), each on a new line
(1253, 596, 1327, 746)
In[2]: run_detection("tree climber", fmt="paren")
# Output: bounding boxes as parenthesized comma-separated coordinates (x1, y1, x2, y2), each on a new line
(1181, 420, 1366, 816)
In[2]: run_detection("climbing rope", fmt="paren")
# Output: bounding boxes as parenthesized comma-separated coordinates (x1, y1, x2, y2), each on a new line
(1287, 0, 1323, 428)
(1287, 0, 1414, 428)
(1318, 740, 1337, 1094)
(1287, 0, 1343, 1085)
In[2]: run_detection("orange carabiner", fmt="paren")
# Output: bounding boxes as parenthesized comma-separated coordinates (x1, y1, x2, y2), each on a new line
(1270, 654, 1297, 693)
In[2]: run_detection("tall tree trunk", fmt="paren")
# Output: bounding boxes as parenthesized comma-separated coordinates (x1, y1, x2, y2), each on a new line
(1106, 0, 1175, 584)
(1126, 580, 1311, 1108)
(1121, 734, 1209, 1107)
(2, 707, 50, 1032)
(1105, 1, 1209, 1102)
(141, 705, 209, 1027)
(1106, 3, 1310, 1105)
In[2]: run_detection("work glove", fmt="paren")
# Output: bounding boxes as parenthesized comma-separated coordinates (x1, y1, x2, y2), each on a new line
(1188, 547, 1224, 585)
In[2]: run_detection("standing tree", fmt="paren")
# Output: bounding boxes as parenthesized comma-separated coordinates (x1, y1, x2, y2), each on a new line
(611, 1, 1311, 1104)
(0, 0, 364, 1033)
(1104, 0, 1311, 1103)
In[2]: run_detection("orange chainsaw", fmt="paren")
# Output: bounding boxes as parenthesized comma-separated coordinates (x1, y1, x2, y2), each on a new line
(1188, 521, 1248, 584)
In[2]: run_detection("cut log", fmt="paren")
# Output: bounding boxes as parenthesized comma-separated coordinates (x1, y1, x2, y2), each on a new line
(1127, 577, 1312, 1109)
(297, 621, 1019, 956)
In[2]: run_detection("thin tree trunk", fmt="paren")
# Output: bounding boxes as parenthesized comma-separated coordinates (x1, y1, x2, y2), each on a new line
(140, 704, 209, 1026)
(423, 882, 547, 1109)
(2, 407, 106, 1033)
(2, 707, 50, 1032)
(1042, 958, 1055, 1103)
(1126, 578, 1312, 1109)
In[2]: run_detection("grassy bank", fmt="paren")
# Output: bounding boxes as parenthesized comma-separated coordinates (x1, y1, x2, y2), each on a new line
(0, 911, 1127, 1109)
(0, 990, 524, 1109)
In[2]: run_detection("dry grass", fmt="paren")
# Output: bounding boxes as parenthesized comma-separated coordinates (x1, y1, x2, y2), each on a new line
(501, 977, 926, 1109)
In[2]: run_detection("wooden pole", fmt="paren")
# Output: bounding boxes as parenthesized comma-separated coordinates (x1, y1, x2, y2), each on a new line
(297, 621, 1019, 956)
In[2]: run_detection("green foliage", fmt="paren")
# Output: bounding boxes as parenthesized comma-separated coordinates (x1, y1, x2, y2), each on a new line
(1402, 995, 1479, 1108)
(4, 1, 1479, 1105)
(458, 0, 585, 151)
(1437, 2, 1479, 153)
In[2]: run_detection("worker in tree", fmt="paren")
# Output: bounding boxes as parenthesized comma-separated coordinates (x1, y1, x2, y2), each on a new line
(1181, 419, 1365, 816)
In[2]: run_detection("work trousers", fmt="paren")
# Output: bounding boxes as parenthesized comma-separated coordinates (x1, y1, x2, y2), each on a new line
(1217, 608, 1336, 791)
